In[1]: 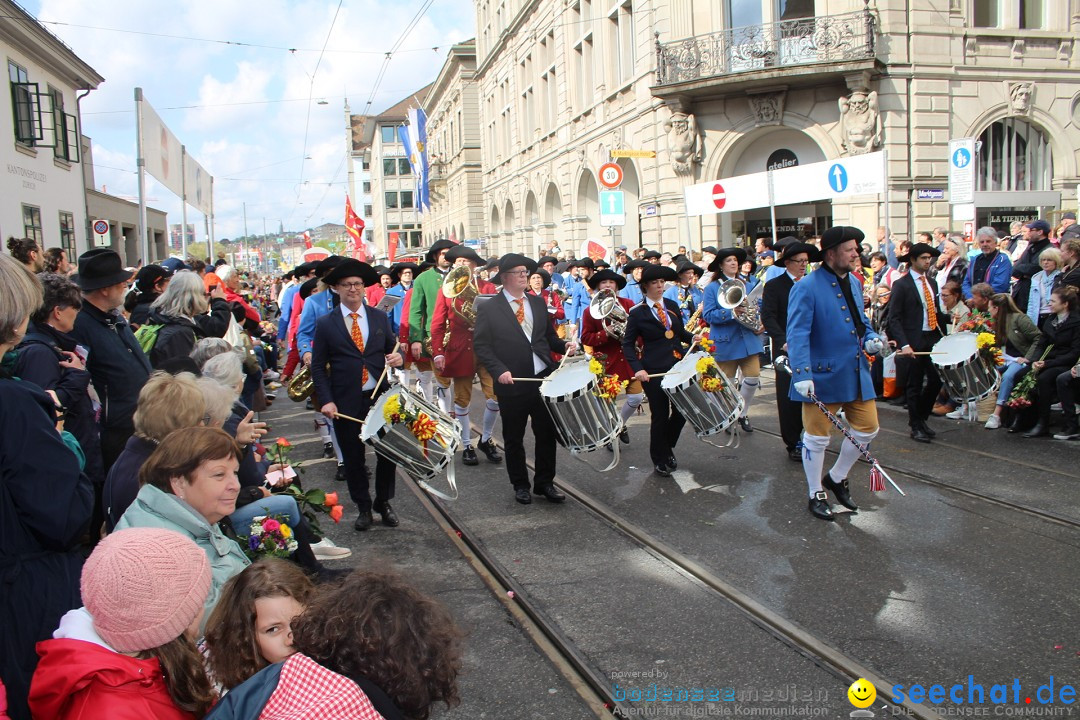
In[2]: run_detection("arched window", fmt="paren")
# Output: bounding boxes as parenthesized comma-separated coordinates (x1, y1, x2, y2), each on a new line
(976, 118, 1052, 192)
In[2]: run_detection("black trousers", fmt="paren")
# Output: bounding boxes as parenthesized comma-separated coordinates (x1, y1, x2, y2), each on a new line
(499, 388, 557, 490)
(642, 377, 686, 467)
(901, 329, 943, 427)
(334, 416, 396, 512)
(1056, 369, 1080, 422)
(774, 366, 804, 450)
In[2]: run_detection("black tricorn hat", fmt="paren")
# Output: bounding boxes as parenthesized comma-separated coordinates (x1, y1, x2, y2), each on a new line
(537, 255, 558, 266)
(72, 248, 135, 291)
(323, 259, 378, 287)
(445, 244, 484, 265)
(897, 242, 941, 264)
(779, 242, 822, 264)
(621, 259, 650, 274)
(529, 268, 551, 289)
(675, 260, 704, 278)
(425, 239, 456, 264)
(390, 262, 420, 282)
(587, 268, 627, 290)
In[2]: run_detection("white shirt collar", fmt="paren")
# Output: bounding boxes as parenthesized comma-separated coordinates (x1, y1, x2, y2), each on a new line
(340, 303, 365, 320)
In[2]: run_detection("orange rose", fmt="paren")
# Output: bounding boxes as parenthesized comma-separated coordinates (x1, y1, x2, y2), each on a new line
(324, 491, 339, 507)
(276, 437, 291, 447)
(329, 505, 344, 523)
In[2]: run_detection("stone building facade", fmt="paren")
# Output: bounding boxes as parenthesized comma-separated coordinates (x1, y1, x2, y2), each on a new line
(467, 0, 1080, 255)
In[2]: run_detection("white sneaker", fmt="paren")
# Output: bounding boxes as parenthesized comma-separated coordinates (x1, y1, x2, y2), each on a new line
(945, 407, 968, 420)
(311, 537, 352, 560)
(264, 370, 281, 381)
(984, 415, 1001, 429)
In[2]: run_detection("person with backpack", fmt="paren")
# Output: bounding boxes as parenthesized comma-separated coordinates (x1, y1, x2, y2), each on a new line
(136, 271, 231, 369)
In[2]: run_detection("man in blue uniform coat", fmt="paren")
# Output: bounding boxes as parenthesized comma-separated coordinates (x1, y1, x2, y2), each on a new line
(786, 226, 885, 521)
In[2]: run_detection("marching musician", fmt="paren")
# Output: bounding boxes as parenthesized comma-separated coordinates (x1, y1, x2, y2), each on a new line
(703, 247, 762, 433)
(528, 269, 566, 328)
(581, 268, 642, 444)
(761, 241, 818, 462)
(663, 260, 705, 327)
(409, 239, 456, 412)
(622, 265, 695, 477)
(787, 226, 884, 522)
(365, 266, 393, 307)
(474, 254, 577, 505)
(887, 241, 947, 444)
(430, 245, 504, 467)
(619, 259, 649, 304)
(310, 259, 404, 531)
(385, 262, 418, 335)
(564, 258, 595, 334)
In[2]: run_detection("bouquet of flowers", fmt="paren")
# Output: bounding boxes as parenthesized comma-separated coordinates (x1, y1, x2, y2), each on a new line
(383, 393, 443, 444)
(1006, 345, 1054, 409)
(694, 354, 726, 393)
(588, 355, 628, 400)
(956, 312, 993, 335)
(695, 333, 715, 354)
(245, 514, 298, 561)
(279, 485, 345, 535)
(975, 332, 1004, 367)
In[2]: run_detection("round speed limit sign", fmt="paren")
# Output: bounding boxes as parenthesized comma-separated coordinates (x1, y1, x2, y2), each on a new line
(598, 162, 623, 189)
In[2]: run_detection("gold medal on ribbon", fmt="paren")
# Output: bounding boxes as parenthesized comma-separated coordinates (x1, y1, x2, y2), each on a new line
(664, 330, 674, 339)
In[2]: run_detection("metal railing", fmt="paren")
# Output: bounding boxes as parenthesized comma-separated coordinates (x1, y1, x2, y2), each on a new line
(655, 9, 876, 86)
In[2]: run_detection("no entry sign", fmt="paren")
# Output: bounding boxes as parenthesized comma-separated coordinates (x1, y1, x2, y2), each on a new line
(711, 183, 726, 210)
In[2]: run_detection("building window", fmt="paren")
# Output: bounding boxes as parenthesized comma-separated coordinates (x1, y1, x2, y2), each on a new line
(385, 191, 400, 209)
(400, 190, 414, 209)
(361, 158, 370, 170)
(727, 0, 763, 28)
(59, 211, 76, 257)
(9, 60, 34, 146)
(500, 78, 512, 155)
(398, 158, 411, 175)
(364, 204, 373, 216)
(22, 204, 43, 244)
(976, 118, 1052, 192)
(381, 125, 397, 144)
(362, 180, 371, 193)
(973, 0, 1044, 29)
(383, 158, 397, 176)
(609, 1, 635, 84)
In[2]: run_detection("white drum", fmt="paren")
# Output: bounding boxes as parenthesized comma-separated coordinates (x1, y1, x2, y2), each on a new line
(661, 351, 744, 439)
(540, 357, 622, 461)
(931, 332, 999, 402)
(361, 384, 461, 499)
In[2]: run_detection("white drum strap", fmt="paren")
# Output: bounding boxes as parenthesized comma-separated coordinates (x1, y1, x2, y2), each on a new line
(417, 435, 459, 501)
(570, 436, 620, 473)
(700, 427, 740, 450)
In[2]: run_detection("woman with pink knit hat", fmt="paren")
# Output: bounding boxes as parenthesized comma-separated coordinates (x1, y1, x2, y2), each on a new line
(28, 528, 217, 719)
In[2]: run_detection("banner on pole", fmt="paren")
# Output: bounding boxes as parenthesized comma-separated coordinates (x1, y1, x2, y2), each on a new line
(136, 95, 184, 197)
(184, 153, 213, 216)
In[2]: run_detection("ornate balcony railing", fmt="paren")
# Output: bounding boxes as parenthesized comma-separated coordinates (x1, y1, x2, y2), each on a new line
(655, 9, 876, 86)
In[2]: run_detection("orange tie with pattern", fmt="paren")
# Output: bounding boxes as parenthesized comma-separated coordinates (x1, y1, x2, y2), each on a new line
(654, 302, 670, 330)
(514, 298, 525, 324)
(349, 312, 369, 385)
(920, 277, 939, 331)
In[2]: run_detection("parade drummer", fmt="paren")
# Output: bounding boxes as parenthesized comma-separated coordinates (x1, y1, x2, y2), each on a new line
(702, 247, 763, 433)
(580, 268, 643, 445)
(474, 254, 577, 506)
(430, 245, 503, 467)
(787, 226, 884, 522)
(409, 239, 456, 412)
(622, 264, 695, 478)
(663, 260, 705, 328)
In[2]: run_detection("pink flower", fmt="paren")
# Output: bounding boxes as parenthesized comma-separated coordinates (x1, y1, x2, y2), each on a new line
(262, 518, 281, 532)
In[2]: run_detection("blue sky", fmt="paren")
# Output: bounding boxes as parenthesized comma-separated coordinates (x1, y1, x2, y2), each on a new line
(25, 0, 474, 242)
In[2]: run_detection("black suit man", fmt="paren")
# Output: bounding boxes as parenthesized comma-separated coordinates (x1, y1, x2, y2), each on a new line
(474, 253, 576, 504)
(621, 264, 695, 476)
(761, 242, 818, 461)
(886, 243, 946, 443)
(311, 259, 405, 530)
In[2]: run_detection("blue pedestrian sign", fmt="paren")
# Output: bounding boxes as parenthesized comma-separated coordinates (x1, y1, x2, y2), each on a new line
(599, 190, 626, 227)
(952, 148, 971, 169)
(828, 164, 848, 193)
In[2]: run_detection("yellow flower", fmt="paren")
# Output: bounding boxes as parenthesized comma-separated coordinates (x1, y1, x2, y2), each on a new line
(383, 394, 402, 424)
(281, 525, 292, 539)
(695, 356, 715, 375)
(589, 358, 604, 376)
(976, 332, 996, 350)
(700, 376, 722, 393)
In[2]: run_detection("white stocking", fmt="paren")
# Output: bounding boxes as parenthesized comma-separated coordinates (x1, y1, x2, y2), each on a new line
(325, 417, 344, 463)
(621, 393, 644, 423)
(739, 376, 759, 418)
(482, 399, 500, 442)
(314, 413, 331, 444)
(801, 433, 830, 498)
(829, 428, 878, 481)
(454, 404, 472, 447)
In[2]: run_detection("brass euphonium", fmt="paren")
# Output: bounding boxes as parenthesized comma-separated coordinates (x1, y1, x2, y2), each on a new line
(588, 288, 628, 340)
(717, 277, 764, 333)
(287, 365, 314, 401)
(434, 265, 480, 352)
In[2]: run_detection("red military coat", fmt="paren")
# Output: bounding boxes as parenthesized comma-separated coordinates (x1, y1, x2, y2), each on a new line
(580, 295, 635, 381)
(429, 279, 497, 378)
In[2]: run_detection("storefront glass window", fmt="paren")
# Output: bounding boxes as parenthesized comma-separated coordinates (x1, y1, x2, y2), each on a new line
(976, 118, 1052, 193)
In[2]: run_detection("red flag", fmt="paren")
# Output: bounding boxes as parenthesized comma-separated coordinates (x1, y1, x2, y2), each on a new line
(302, 231, 312, 249)
(388, 232, 400, 264)
(345, 195, 366, 260)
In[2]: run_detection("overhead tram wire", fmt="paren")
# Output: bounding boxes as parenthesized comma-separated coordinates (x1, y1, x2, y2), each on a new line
(360, 0, 436, 115)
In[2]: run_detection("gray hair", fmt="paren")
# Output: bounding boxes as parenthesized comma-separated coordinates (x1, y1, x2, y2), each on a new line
(0, 253, 42, 347)
(201, 350, 244, 390)
(933, 227, 947, 237)
(975, 226, 999, 241)
(151, 270, 207, 318)
(945, 235, 965, 253)
(190, 337, 232, 369)
(215, 264, 236, 284)
(196, 377, 236, 427)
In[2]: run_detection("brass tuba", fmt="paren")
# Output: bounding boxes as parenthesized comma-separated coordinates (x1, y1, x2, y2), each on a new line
(588, 289, 628, 340)
(717, 277, 764, 333)
(442, 265, 479, 326)
(287, 365, 314, 401)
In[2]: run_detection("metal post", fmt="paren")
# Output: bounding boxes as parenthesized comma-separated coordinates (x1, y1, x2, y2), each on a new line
(242, 202, 248, 270)
(767, 170, 779, 248)
(134, 87, 149, 263)
(180, 145, 188, 260)
(880, 148, 889, 237)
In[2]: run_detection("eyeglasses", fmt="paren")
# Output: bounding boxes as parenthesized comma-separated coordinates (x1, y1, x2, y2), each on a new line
(788, 259, 810, 265)
(337, 282, 365, 290)
(504, 269, 529, 276)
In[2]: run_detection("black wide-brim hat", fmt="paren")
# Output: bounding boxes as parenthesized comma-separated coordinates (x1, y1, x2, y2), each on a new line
(779, 242, 822, 264)
(323, 259, 379, 287)
(621, 259, 650, 275)
(314, 255, 345, 279)
(445, 244, 484, 265)
(819, 226, 865, 253)
(675, 260, 704, 278)
(567, 257, 595, 271)
(425, 239, 456, 264)
(639, 264, 678, 284)
(73, 248, 134, 291)
(529, 269, 552, 289)
(390, 262, 420, 282)
(587, 268, 627, 290)
(642, 250, 662, 260)
(706, 247, 747, 275)
(594, 259, 611, 270)
(897, 242, 941, 264)
(537, 255, 558, 267)
(497, 253, 537, 278)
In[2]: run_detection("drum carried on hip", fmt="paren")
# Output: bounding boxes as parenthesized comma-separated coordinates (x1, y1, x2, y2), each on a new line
(661, 351, 744, 447)
(361, 384, 461, 500)
(931, 332, 999, 402)
(540, 356, 622, 472)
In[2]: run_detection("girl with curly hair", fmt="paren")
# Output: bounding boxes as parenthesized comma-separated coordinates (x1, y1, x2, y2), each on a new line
(204, 558, 315, 691)
(206, 567, 463, 720)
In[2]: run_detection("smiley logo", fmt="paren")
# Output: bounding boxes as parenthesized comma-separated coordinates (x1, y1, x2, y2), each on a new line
(848, 678, 876, 708)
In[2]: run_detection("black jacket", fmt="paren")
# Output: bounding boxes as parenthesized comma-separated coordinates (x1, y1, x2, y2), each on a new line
(474, 293, 567, 399)
(15, 323, 104, 484)
(310, 306, 399, 418)
(1029, 313, 1080, 374)
(223, 401, 271, 509)
(1055, 264, 1080, 293)
(931, 257, 968, 288)
(761, 273, 795, 350)
(1017, 238, 1053, 269)
(886, 272, 947, 351)
(145, 298, 232, 369)
(70, 302, 152, 434)
(102, 434, 157, 531)
(621, 298, 695, 375)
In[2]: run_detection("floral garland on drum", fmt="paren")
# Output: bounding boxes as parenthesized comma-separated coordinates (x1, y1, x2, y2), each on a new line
(958, 312, 1005, 367)
(588, 355, 628, 400)
(694, 355, 727, 393)
(383, 393, 440, 443)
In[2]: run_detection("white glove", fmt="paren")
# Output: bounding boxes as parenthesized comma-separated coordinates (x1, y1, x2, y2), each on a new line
(794, 380, 815, 398)
(864, 337, 884, 355)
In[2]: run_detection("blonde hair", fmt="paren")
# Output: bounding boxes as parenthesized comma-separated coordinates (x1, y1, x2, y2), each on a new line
(133, 372, 207, 442)
(0, 253, 42, 346)
(1038, 247, 1062, 270)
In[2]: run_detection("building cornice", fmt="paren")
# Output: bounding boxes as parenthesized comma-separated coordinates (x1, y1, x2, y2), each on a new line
(0, 1, 103, 88)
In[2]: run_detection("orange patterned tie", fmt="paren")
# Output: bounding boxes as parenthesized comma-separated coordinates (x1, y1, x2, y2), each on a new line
(920, 277, 939, 331)
(654, 302, 670, 330)
(349, 312, 369, 385)
(514, 298, 525, 324)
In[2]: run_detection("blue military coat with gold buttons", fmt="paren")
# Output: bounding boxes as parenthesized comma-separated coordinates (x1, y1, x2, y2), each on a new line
(786, 268, 879, 404)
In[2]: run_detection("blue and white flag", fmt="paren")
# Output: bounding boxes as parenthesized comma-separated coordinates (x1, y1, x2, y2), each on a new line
(406, 106, 430, 214)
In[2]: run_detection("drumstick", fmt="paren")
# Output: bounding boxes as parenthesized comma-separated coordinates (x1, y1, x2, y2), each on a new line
(646, 372, 672, 378)
(911, 352, 947, 356)
(370, 365, 389, 398)
(509, 377, 545, 382)
(332, 412, 366, 424)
